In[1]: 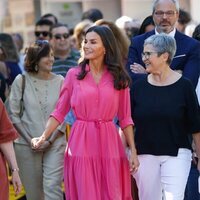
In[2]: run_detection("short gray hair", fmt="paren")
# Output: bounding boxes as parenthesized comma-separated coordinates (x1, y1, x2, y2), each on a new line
(152, 0, 180, 14)
(144, 33, 176, 64)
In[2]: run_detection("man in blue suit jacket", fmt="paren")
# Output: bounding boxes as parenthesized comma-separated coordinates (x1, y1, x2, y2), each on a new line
(126, 0, 200, 87)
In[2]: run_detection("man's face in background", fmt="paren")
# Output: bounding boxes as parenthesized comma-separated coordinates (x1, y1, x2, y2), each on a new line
(35, 25, 51, 41)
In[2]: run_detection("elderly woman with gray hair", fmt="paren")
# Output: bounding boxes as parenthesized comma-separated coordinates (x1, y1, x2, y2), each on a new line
(130, 33, 200, 200)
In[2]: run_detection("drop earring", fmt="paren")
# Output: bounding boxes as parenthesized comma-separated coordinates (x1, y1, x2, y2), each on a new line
(35, 65, 38, 72)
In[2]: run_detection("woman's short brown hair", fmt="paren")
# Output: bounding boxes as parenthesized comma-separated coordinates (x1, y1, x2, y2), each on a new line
(24, 40, 51, 73)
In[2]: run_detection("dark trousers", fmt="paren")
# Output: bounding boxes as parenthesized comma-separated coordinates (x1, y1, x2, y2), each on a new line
(184, 162, 200, 200)
(131, 177, 139, 200)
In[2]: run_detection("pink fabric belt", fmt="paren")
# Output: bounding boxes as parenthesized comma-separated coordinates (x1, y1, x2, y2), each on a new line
(76, 118, 113, 128)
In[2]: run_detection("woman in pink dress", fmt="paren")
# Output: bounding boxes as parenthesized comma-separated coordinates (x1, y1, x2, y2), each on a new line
(32, 26, 139, 200)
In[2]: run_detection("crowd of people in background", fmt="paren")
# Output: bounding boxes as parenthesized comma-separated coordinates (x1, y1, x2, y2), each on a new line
(0, 0, 200, 199)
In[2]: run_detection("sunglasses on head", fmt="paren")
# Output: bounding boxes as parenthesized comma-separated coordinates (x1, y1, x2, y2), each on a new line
(35, 40, 49, 45)
(35, 40, 49, 46)
(53, 33, 70, 40)
(35, 31, 49, 37)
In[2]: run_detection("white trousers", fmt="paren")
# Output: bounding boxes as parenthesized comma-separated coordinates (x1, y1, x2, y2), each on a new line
(133, 148, 192, 200)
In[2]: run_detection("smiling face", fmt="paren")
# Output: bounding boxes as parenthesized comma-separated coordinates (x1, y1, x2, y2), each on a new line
(142, 44, 167, 74)
(83, 31, 105, 61)
(38, 49, 54, 73)
(153, 0, 179, 33)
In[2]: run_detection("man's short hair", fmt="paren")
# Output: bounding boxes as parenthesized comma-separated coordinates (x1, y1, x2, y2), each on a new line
(35, 18, 54, 27)
(41, 13, 58, 24)
(50, 23, 68, 32)
(49, 23, 69, 38)
(82, 8, 103, 22)
(178, 9, 191, 25)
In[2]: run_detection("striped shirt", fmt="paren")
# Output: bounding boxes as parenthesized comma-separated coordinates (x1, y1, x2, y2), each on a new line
(52, 48, 80, 77)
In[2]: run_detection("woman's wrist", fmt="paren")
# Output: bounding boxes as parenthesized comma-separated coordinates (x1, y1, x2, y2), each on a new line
(130, 147, 137, 154)
(41, 135, 47, 141)
(11, 168, 19, 173)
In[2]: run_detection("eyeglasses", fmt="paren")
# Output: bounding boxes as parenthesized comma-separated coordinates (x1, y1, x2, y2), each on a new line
(154, 10, 177, 17)
(53, 33, 70, 40)
(141, 51, 158, 59)
(35, 31, 49, 37)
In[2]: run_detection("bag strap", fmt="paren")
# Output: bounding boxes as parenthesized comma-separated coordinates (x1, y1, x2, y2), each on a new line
(21, 74, 25, 101)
